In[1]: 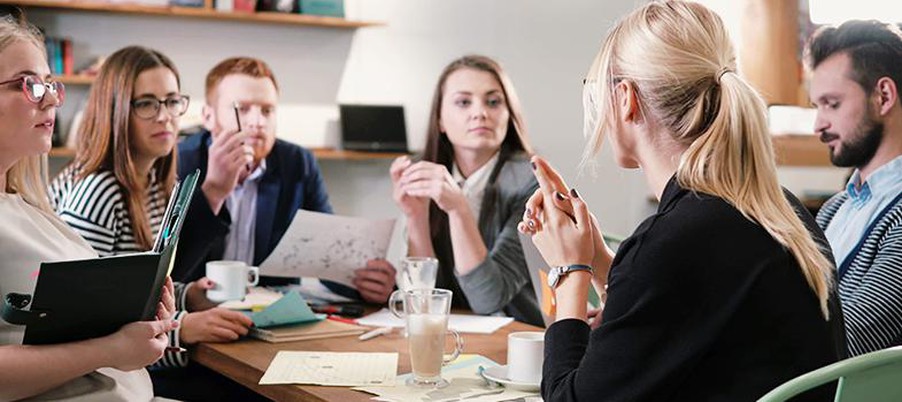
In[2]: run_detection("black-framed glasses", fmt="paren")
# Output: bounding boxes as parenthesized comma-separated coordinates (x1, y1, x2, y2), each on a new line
(130, 95, 190, 120)
(0, 75, 65, 105)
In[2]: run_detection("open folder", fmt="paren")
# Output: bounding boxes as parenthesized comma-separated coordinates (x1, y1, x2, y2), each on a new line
(0, 170, 200, 345)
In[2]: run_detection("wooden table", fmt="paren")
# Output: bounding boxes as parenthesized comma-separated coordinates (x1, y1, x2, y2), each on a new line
(192, 319, 542, 401)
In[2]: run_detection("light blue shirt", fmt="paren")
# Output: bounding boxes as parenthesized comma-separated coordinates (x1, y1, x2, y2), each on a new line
(223, 161, 266, 266)
(825, 155, 902, 267)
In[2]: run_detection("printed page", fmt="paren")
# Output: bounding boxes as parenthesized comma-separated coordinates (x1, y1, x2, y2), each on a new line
(259, 211, 396, 287)
(259, 351, 398, 386)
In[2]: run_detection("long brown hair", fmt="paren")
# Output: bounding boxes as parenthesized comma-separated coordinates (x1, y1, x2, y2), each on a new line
(583, 1, 833, 317)
(422, 55, 533, 237)
(74, 46, 179, 250)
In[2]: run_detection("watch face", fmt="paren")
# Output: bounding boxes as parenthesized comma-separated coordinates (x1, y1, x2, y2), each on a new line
(547, 268, 560, 288)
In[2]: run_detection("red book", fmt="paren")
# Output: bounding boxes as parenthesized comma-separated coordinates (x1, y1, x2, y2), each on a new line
(62, 38, 74, 76)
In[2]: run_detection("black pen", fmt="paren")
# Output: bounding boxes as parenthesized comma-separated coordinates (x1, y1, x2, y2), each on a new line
(233, 102, 242, 132)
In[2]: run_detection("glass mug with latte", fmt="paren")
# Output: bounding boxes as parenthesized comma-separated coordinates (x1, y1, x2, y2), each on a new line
(389, 288, 463, 388)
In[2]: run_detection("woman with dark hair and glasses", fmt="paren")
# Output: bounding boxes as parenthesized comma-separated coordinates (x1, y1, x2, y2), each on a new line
(50, 46, 254, 376)
(0, 17, 176, 401)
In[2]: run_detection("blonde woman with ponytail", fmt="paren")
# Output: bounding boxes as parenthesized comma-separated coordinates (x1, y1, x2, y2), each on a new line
(518, 2, 845, 400)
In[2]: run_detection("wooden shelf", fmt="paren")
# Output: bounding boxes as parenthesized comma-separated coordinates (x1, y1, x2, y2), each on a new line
(5, 0, 383, 28)
(49, 147, 76, 158)
(309, 148, 406, 161)
(56, 74, 95, 85)
(49, 147, 405, 161)
(772, 135, 832, 167)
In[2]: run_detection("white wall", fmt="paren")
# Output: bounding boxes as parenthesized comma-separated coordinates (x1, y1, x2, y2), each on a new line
(31, 0, 846, 241)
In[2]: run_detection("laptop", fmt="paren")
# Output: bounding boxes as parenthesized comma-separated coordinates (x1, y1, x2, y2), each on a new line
(339, 104, 409, 152)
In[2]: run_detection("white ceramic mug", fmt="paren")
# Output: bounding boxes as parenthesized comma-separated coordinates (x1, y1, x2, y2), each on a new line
(507, 331, 544, 383)
(206, 260, 259, 302)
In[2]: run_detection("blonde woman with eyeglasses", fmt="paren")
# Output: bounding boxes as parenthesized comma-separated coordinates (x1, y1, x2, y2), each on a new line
(0, 15, 176, 401)
(519, 1, 846, 400)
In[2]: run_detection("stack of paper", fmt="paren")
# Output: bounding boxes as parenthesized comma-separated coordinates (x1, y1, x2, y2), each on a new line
(259, 351, 398, 386)
(249, 319, 366, 343)
(356, 309, 514, 334)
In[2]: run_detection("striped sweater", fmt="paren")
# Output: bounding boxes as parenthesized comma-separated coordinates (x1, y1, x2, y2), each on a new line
(817, 191, 902, 356)
(50, 166, 190, 368)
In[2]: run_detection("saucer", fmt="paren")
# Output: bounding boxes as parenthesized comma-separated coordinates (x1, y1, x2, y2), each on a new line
(481, 365, 540, 392)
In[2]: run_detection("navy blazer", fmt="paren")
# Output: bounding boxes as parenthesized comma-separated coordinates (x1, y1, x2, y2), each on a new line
(173, 130, 333, 282)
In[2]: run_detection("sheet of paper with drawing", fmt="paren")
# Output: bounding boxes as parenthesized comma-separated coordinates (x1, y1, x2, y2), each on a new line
(259, 211, 396, 287)
(259, 351, 398, 386)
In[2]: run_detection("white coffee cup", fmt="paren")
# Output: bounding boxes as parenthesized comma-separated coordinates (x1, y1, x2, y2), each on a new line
(206, 260, 259, 302)
(507, 331, 544, 383)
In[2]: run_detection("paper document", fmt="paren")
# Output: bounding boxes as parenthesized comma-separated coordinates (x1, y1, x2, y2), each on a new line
(219, 286, 284, 310)
(357, 308, 514, 334)
(355, 354, 539, 402)
(259, 211, 396, 287)
(259, 351, 398, 386)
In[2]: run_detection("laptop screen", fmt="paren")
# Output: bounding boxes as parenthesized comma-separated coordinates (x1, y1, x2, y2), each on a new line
(339, 104, 408, 152)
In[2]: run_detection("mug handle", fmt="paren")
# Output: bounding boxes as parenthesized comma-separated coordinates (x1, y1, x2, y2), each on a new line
(442, 328, 463, 365)
(247, 266, 259, 287)
(388, 290, 405, 318)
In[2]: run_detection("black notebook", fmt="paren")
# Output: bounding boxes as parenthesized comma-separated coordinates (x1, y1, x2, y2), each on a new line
(1, 170, 199, 345)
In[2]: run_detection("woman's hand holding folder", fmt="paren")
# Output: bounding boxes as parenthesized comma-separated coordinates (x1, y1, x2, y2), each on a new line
(102, 277, 180, 371)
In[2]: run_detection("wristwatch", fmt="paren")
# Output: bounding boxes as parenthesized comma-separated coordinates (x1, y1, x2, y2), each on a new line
(547, 264, 594, 288)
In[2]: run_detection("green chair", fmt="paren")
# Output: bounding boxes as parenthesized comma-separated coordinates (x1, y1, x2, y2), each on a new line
(758, 346, 902, 402)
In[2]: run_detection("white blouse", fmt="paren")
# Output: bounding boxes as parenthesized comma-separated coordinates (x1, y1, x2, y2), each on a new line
(0, 193, 154, 402)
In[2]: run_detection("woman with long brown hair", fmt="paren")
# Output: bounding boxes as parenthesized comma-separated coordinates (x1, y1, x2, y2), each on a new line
(520, 1, 844, 400)
(390, 55, 542, 325)
(50, 46, 253, 374)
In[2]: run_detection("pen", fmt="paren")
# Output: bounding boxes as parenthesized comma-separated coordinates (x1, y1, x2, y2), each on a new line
(233, 101, 242, 132)
(311, 304, 364, 318)
(358, 326, 392, 341)
(166, 347, 187, 353)
(326, 315, 358, 325)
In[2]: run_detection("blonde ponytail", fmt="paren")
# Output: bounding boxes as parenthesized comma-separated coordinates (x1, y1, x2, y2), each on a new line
(583, 1, 833, 318)
(679, 70, 833, 318)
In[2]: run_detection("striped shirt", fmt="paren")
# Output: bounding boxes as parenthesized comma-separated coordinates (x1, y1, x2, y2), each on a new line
(50, 166, 167, 256)
(817, 190, 902, 356)
(50, 165, 190, 368)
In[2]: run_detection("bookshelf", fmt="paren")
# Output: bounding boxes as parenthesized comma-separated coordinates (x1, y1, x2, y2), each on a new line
(3, 0, 383, 28)
(49, 147, 405, 161)
(772, 135, 831, 167)
(56, 75, 95, 85)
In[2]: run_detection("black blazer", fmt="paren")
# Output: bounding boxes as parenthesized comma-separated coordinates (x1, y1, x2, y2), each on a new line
(173, 130, 332, 282)
(542, 176, 846, 401)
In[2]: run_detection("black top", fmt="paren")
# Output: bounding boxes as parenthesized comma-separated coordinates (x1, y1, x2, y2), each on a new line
(542, 177, 846, 402)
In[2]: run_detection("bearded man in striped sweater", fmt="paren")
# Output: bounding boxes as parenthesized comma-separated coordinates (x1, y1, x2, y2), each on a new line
(807, 19, 902, 356)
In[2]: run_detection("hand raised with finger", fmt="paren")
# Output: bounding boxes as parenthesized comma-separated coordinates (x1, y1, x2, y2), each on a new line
(531, 188, 595, 268)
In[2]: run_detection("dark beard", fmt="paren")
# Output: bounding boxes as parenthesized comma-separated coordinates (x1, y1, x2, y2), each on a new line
(828, 114, 884, 168)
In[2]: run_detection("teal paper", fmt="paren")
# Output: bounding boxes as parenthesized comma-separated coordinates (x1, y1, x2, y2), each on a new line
(251, 291, 321, 328)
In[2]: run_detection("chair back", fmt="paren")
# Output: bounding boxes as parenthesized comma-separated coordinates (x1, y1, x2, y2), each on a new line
(758, 346, 902, 402)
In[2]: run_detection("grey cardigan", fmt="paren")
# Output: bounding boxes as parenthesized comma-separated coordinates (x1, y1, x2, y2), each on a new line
(432, 154, 543, 326)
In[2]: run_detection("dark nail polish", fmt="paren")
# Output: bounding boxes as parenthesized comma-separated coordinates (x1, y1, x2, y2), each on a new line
(555, 191, 567, 201)
(528, 220, 535, 228)
(530, 162, 536, 170)
(570, 188, 580, 198)
(525, 207, 532, 216)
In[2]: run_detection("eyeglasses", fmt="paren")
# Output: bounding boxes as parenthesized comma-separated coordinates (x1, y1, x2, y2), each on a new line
(131, 95, 190, 120)
(0, 75, 65, 106)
